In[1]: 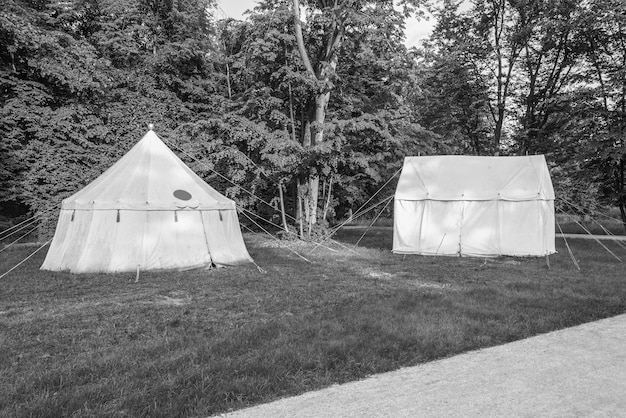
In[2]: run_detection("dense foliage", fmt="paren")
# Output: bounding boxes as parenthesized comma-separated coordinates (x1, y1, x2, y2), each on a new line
(2, 0, 626, 234)
(414, 0, 626, 227)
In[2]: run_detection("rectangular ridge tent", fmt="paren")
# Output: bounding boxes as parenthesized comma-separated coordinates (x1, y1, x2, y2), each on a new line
(41, 128, 253, 273)
(393, 155, 555, 257)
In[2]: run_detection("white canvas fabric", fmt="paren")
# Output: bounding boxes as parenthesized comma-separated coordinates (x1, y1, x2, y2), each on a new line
(41, 129, 253, 273)
(393, 155, 555, 257)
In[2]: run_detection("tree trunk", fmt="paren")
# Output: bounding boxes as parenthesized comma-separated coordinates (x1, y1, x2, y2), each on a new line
(305, 91, 331, 224)
(617, 157, 626, 232)
(296, 181, 305, 238)
(299, 113, 315, 228)
(494, 105, 505, 155)
(291, 0, 344, 229)
(607, 137, 624, 235)
(278, 183, 288, 233)
(307, 176, 320, 224)
(322, 174, 333, 221)
(225, 61, 232, 100)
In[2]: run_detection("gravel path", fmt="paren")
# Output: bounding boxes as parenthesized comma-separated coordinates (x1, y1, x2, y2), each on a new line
(220, 314, 626, 417)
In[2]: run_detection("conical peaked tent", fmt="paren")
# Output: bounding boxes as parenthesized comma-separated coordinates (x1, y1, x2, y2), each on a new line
(41, 128, 252, 273)
(393, 155, 555, 257)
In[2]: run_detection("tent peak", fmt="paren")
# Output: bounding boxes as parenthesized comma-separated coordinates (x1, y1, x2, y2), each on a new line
(148, 123, 154, 131)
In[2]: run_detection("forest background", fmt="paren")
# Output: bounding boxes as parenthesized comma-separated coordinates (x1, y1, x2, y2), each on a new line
(2, 0, 626, 237)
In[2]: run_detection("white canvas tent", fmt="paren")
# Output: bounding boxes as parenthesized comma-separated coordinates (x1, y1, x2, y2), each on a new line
(393, 155, 555, 257)
(41, 128, 252, 273)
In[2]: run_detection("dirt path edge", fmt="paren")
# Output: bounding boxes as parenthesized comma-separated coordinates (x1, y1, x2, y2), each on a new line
(219, 314, 626, 417)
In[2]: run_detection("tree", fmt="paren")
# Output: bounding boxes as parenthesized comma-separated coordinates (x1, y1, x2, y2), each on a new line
(413, 0, 492, 154)
(571, 0, 626, 229)
(514, 0, 582, 155)
(211, 0, 432, 233)
(0, 0, 111, 232)
(289, 0, 425, 225)
(0, 0, 441, 238)
(422, 0, 535, 153)
(210, 4, 308, 230)
(0, 0, 220, 235)
(327, 4, 439, 214)
(470, 0, 531, 153)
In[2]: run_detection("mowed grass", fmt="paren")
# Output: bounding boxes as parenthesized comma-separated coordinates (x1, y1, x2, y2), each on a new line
(1, 229, 626, 417)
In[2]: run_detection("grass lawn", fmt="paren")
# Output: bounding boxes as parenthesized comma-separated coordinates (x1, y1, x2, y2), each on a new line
(1, 229, 626, 417)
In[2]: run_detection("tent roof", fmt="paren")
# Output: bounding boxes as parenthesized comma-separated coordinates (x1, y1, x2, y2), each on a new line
(62, 129, 234, 211)
(395, 155, 554, 201)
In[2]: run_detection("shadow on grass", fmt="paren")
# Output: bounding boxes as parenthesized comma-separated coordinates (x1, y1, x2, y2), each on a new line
(334, 226, 394, 251)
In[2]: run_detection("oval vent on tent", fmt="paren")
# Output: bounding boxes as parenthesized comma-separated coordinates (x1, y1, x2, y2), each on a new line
(173, 189, 192, 201)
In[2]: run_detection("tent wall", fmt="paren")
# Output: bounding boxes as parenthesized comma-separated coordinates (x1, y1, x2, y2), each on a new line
(393, 200, 555, 256)
(41, 208, 251, 273)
